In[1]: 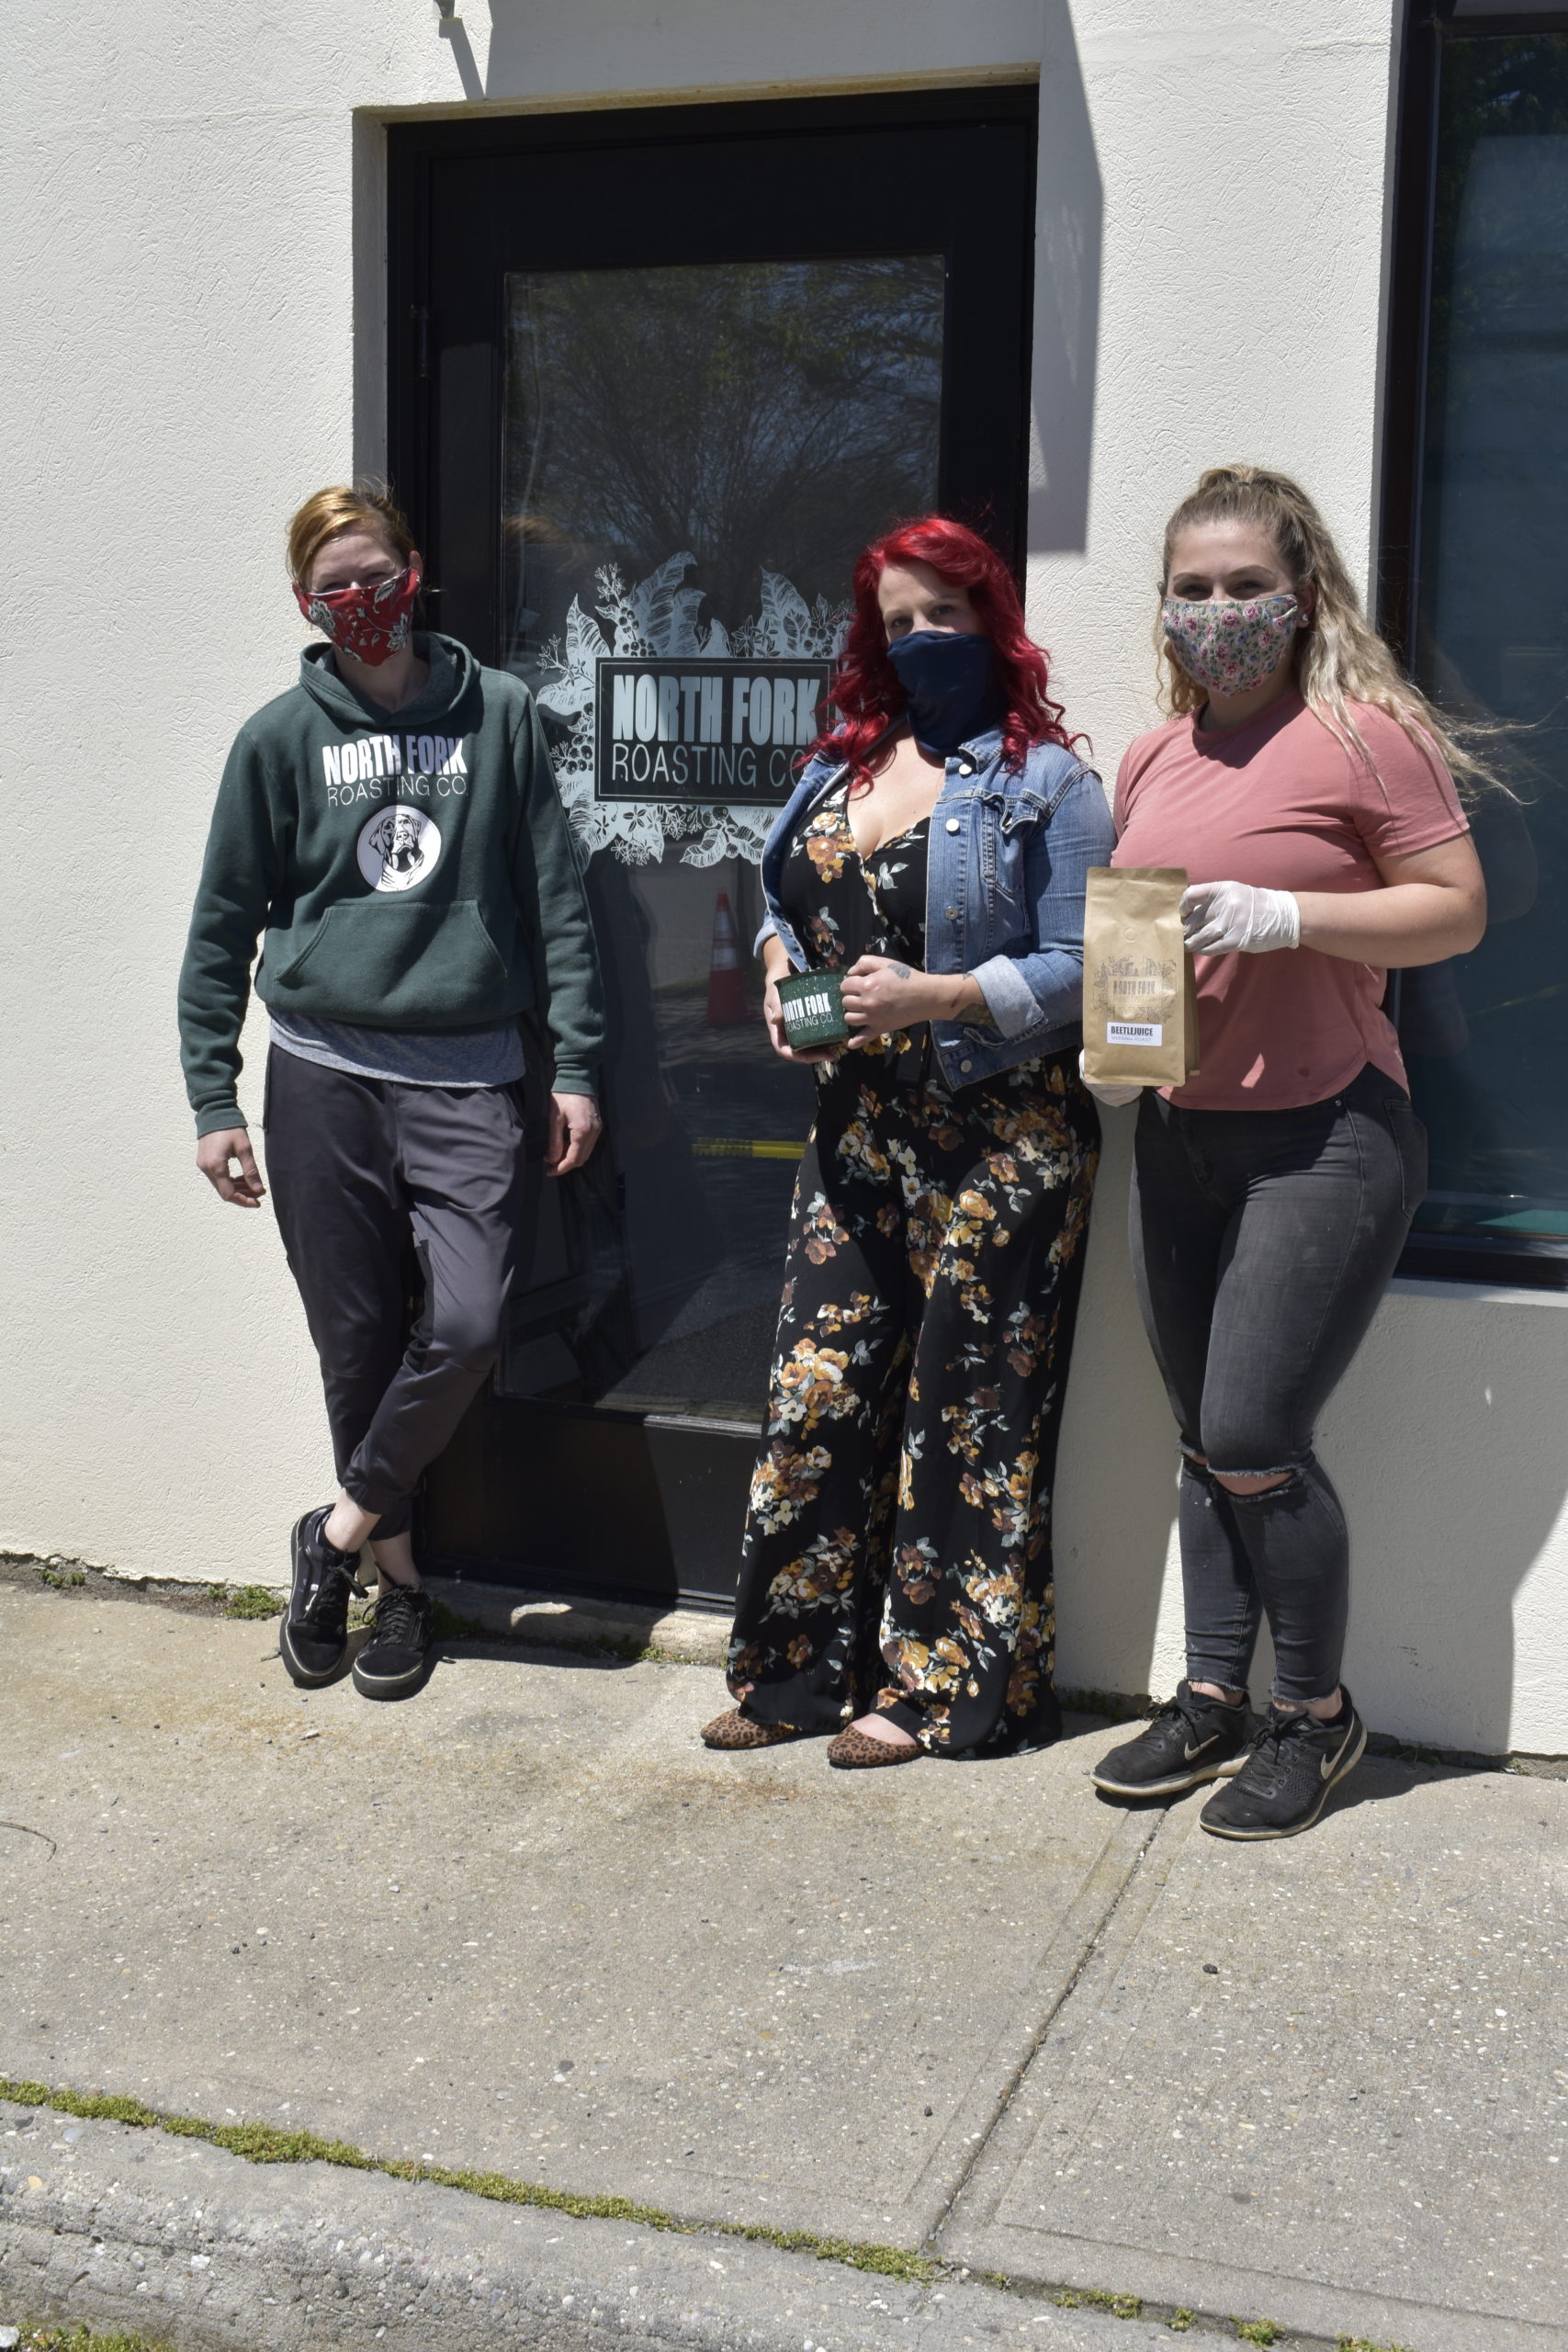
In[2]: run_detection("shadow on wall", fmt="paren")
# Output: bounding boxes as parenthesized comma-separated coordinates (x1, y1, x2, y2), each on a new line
(1030, 0, 1102, 554)
(1053, 1116, 1568, 1757)
(437, 11, 486, 104)
(1317, 1289, 1567, 1757)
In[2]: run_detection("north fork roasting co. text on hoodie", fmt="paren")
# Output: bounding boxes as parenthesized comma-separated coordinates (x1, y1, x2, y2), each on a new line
(178, 634, 604, 1136)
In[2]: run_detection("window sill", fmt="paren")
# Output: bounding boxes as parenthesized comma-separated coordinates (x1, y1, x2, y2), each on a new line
(1388, 1275, 1568, 1309)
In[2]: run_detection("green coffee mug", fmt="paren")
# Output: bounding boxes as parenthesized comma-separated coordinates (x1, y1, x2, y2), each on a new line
(776, 968, 850, 1049)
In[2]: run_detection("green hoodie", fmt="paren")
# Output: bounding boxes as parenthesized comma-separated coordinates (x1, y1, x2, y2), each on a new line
(178, 635, 603, 1136)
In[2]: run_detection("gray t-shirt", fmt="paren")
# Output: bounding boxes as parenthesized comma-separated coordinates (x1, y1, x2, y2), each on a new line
(269, 1012, 525, 1089)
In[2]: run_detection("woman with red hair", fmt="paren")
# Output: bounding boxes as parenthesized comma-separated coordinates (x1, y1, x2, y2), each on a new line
(703, 516, 1113, 1766)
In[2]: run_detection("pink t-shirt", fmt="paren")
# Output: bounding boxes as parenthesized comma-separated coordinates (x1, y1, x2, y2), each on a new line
(1112, 692, 1468, 1111)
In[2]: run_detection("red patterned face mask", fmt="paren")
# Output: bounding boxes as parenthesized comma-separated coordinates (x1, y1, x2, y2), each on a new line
(295, 560, 422, 667)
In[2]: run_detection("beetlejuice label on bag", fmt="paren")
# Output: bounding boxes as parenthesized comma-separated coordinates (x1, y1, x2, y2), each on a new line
(593, 657, 830, 805)
(1106, 1020, 1163, 1046)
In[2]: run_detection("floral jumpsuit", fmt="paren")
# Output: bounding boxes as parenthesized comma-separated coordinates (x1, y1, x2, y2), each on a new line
(728, 780, 1100, 1756)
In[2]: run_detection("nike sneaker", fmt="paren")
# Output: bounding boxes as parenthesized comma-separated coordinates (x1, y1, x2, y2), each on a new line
(1090, 1679, 1252, 1799)
(1200, 1689, 1367, 1839)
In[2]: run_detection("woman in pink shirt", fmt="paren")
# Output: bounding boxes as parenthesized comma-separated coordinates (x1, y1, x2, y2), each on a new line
(1089, 465, 1485, 1839)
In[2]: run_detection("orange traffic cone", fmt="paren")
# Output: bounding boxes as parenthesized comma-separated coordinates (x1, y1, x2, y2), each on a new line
(705, 888, 751, 1026)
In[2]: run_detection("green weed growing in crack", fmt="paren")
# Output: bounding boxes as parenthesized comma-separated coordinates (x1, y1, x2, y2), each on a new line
(722, 2224, 929, 2280)
(1055, 2286, 1144, 2320)
(1167, 2316, 1195, 2335)
(0, 2077, 933, 2287)
(429, 1601, 489, 1642)
(221, 1586, 281, 1621)
(426, 1610, 686, 1667)
(1235, 2324, 1280, 2346)
(513, 1629, 681, 1666)
(1336, 2338, 1416, 2352)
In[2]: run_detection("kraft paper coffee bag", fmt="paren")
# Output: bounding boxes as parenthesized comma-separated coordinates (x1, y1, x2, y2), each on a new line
(1081, 866, 1201, 1089)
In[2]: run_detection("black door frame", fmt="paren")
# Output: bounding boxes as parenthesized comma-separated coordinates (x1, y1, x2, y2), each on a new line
(385, 84, 1041, 1602)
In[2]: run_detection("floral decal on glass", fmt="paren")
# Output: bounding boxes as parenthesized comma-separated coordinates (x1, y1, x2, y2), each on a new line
(535, 554, 846, 867)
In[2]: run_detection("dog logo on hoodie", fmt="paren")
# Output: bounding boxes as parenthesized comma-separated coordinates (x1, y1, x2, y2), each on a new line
(357, 805, 442, 894)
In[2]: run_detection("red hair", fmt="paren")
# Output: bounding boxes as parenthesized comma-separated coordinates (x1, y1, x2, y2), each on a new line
(810, 515, 1078, 786)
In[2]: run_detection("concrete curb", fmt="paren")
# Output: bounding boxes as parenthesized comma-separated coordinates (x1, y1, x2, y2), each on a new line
(0, 2103, 1174, 2352)
(421, 1578, 733, 1668)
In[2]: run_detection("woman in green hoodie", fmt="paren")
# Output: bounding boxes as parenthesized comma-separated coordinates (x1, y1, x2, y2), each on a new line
(178, 484, 604, 1700)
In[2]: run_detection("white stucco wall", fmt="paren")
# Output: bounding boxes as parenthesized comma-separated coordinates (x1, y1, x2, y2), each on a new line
(3, 0, 1562, 1753)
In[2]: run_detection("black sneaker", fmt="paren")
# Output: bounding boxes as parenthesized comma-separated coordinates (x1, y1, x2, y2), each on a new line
(279, 1508, 360, 1687)
(1200, 1688, 1367, 1840)
(1091, 1680, 1251, 1799)
(352, 1582, 434, 1700)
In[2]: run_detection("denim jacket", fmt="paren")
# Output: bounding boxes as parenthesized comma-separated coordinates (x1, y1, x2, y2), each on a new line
(759, 725, 1114, 1091)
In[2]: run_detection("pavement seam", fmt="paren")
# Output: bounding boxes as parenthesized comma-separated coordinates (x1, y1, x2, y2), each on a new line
(915, 1805, 1170, 2250)
(935, 1801, 1187, 2248)
(0, 2079, 934, 2287)
(931, 1794, 1564, 2352)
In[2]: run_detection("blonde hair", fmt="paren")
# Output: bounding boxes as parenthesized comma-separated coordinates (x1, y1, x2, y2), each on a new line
(1157, 464, 1493, 794)
(287, 482, 417, 588)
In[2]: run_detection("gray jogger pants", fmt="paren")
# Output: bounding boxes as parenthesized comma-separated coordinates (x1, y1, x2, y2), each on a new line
(263, 1046, 528, 1539)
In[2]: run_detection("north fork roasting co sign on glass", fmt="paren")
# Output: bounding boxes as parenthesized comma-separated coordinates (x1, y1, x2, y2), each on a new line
(592, 657, 831, 806)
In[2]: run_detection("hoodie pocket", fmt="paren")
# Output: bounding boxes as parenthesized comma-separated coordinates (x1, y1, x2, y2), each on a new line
(268, 899, 513, 1025)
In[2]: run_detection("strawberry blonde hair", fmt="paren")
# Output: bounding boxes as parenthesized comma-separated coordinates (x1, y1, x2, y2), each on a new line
(286, 482, 417, 588)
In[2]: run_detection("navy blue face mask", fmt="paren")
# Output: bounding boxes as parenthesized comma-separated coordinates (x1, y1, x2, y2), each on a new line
(885, 628, 1004, 758)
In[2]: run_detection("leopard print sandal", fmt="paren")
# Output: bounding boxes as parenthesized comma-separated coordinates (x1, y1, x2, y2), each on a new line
(701, 1708, 804, 1750)
(826, 1724, 923, 1769)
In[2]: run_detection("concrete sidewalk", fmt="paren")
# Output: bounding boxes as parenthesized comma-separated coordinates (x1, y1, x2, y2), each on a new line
(1, 1574, 1562, 2352)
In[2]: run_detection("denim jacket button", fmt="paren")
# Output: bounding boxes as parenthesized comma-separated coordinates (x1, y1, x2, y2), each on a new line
(944, 818, 961, 833)
(959, 1058, 974, 1073)
(943, 904, 959, 921)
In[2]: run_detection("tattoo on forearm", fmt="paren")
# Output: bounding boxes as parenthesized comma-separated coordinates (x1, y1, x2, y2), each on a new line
(891, 963, 912, 980)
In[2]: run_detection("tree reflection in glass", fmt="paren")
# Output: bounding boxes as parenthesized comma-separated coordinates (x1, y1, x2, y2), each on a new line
(493, 255, 944, 1420)
(503, 256, 943, 678)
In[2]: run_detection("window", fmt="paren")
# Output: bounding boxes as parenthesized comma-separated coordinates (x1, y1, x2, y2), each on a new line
(1387, 6, 1568, 1283)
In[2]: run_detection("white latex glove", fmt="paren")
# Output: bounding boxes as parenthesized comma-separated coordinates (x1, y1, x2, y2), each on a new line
(1077, 1048, 1142, 1109)
(1179, 879, 1302, 956)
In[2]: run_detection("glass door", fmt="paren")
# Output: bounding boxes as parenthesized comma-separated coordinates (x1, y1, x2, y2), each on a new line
(389, 88, 1037, 1600)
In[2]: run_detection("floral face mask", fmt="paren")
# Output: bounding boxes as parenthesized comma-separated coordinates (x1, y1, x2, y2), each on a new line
(295, 560, 422, 667)
(1161, 591, 1300, 696)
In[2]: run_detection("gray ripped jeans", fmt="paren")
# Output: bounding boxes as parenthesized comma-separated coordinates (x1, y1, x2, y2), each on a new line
(1130, 1063, 1427, 1703)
